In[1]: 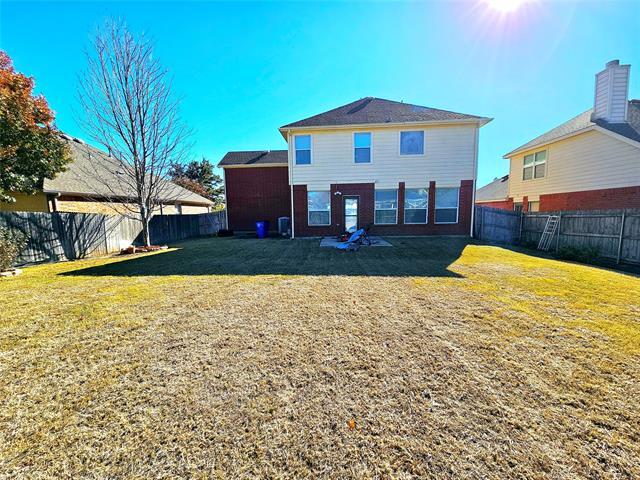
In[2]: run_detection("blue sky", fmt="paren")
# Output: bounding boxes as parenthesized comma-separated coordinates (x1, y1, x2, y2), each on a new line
(1, 1, 638, 186)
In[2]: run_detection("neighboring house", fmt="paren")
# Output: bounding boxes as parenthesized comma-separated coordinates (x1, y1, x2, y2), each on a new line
(0, 134, 213, 215)
(475, 175, 512, 210)
(220, 97, 491, 237)
(503, 60, 640, 213)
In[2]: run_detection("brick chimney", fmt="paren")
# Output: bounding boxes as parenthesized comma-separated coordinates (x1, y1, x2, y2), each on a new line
(593, 59, 631, 124)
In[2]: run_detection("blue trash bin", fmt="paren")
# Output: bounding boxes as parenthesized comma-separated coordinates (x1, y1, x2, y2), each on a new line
(256, 220, 270, 239)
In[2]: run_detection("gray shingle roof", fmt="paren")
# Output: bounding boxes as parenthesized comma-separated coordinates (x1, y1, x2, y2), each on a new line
(43, 136, 213, 205)
(280, 97, 490, 129)
(505, 100, 640, 157)
(218, 150, 288, 167)
(476, 175, 509, 202)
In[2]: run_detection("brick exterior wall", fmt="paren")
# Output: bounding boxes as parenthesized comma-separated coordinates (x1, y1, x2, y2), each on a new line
(538, 186, 640, 212)
(224, 166, 291, 231)
(475, 199, 514, 211)
(293, 180, 474, 237)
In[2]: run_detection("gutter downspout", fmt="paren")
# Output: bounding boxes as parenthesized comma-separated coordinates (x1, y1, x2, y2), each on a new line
(470, 124, 480, 238)
(287, 129, 295, 239)
(222, 167, 229, 230)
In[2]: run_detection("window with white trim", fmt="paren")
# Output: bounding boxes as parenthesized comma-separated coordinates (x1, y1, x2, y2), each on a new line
(435, 187, 459, 224)
(375, 189, 398, 224)
(295, 135, 311, 165)
(404, 188, 428, 224)
(354, 132, 371, 163)
(523, 150, 546, 180)
(400, 131, 424, 155)
(307, 191, 330, 225)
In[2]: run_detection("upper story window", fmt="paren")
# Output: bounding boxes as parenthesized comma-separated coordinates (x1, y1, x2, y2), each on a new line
(435, 187, 459, 224)
(375, 189, 398, 224)
(307, 191, 331, 225)
(400, 130, 424, 155)
(404, 188, 428, 224)
(295, 135, 311, 165)
(354, 132, 372, 163)
(523, 150, 546, 180)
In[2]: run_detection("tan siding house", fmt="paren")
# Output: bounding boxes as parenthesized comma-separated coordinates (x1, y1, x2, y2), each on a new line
(220, 97, 491, 237)
(286, 124, 477, 190)
(503, 60, 640, 212)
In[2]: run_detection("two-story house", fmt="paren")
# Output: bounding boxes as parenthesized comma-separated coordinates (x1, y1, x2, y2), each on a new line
(220, 97, 491, 237)
(502, 60, 640, 212)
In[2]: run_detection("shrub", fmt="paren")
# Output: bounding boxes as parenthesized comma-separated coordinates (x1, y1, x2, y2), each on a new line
(555, 244, 600, 264)
(0, 227, 27, 271)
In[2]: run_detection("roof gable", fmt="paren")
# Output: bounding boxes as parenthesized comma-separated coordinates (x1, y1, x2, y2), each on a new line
(280, 97, 490, 129)
(504, 101, 640, 157)
(476, 175, 509, 202)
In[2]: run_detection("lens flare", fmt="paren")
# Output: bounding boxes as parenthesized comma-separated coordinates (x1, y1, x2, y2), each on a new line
(485, 0, 527, 13)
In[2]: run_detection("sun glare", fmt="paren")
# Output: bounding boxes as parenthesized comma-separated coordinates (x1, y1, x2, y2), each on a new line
(485, 0, 526, 13)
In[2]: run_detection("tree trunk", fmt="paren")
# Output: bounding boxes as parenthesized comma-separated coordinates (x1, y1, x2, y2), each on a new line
(140, 205, 151, 247)
(142, 219, 151, 247)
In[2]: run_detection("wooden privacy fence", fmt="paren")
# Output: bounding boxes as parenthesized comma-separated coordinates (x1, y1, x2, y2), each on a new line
(475, 206, 640, 265)
(148, 211, 226, 245)
(0, 212, 142, 265)
(474, 206, 521, 245)
(0, 210, 226, 266)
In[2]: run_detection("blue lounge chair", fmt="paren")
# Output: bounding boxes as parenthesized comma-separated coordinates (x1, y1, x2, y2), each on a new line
(336, 228, 365, 251)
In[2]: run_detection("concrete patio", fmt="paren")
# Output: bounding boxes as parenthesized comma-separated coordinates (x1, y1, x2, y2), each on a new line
(319, 235, 393, 248)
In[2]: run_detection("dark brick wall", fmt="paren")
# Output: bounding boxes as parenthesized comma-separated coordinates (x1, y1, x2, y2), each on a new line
(539, 186, 640, 211)
(476, 199, 514, 211)
(293, 180, 474, 237)
(224, 166, 290, 231)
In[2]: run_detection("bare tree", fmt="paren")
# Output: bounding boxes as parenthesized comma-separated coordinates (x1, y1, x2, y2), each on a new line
(77, 20, 189, 246)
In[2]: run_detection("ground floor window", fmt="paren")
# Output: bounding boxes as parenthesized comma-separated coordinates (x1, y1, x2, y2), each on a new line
(435, 187, 459, 224)
(307, 191, 331, 225)
(375, 189, 398, 224)
(528, 201, 540, 212)
(514, 203, 523, 213)
(404, 188, 428, 224)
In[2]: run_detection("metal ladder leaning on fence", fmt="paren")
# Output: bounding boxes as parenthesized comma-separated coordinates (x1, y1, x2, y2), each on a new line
(537, 215, 560, 251)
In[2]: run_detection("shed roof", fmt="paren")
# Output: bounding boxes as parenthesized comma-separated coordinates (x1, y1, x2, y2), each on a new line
(218, 150, 288, 167)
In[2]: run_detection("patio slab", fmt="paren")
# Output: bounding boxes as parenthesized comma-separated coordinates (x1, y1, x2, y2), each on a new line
(319, 236, 393, 248)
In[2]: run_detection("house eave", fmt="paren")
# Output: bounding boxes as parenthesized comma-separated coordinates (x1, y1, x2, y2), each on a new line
(502, 126, 596, 158)
(41, 189, 212, 206)
(218, 163, 289, 169)
(503, 124, 640, 159)
(278, 117, 492, 139)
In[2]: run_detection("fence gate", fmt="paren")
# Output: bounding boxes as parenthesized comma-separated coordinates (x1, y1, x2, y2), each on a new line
(474, 206, 521, 245)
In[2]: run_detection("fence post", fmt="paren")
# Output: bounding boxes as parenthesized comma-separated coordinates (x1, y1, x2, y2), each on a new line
(555, 211, 562, 253)
(616, 209, 626, 264)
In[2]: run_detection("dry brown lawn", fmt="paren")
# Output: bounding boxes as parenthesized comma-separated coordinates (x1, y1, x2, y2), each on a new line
(1, 237, 639, 479)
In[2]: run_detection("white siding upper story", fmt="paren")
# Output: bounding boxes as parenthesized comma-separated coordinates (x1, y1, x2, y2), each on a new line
(284, 123, 478, 190)
(508, 129, 640, 202)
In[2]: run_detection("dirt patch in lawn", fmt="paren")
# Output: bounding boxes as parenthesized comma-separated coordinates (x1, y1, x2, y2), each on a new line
(0, 238, 638, 478)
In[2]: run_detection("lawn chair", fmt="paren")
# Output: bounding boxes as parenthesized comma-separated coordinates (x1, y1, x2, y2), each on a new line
(335, 228, 365, 251)
(361, 223, 375, 246)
